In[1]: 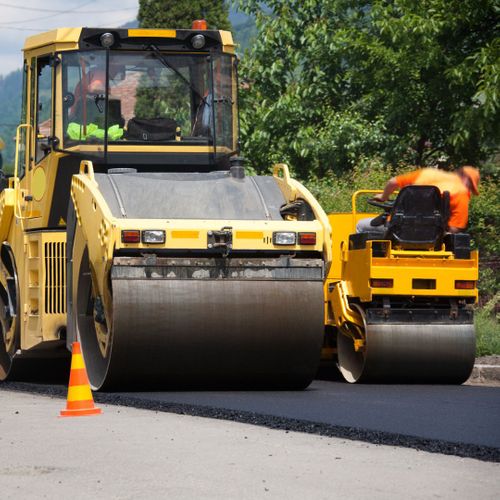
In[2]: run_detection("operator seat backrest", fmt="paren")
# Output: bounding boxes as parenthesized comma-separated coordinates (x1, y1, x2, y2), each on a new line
(384, 185, 449, 250)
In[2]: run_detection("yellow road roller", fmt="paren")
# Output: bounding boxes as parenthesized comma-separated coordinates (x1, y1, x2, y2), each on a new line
(324, 188, 478, 383)
(0, 26, 332, 389)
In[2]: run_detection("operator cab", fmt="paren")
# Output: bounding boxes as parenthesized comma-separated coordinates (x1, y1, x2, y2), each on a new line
(23, 26, 238, 172)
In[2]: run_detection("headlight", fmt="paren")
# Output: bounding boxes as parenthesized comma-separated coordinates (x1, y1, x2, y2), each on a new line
(191, 34, 206, 49)
(100, 32, 115, 48)
(142, 230, 166, 244)
(273, 232, 296, 245)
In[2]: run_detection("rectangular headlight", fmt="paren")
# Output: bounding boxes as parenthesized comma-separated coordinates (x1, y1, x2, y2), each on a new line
(142, 230, 166, 244)
(273, 231, 296, 245)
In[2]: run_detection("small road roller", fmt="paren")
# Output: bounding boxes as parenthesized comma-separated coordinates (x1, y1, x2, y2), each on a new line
(324, 188, 478, 383)
(0, 26, 331, 389)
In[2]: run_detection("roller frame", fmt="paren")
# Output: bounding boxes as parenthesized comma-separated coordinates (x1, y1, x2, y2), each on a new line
(67, 161, 331, 389)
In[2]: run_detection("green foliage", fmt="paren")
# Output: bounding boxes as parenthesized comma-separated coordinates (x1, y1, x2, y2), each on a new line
(0, 69, 23, 165)
(475, 294, 500, 356)
(305, 158, 395, 212)
(469, 171, 500, 257)
(478, 266, 499, 302)
(473, 170, 500, 305)
(138, 0, 231, 29)
(239, 0, 499, 175)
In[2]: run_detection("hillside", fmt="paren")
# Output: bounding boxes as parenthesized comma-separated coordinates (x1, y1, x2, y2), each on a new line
(0, 69, 22, 167)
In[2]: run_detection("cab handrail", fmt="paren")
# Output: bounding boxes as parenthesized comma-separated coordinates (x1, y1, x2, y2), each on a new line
(14, 123, 33, 180)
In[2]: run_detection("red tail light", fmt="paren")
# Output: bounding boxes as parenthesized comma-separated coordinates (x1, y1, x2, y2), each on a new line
(455, 280, 475, 290)
(121, 230, 140, 243)
(298, 232, 316, 245)
(370, 278, 393, 288)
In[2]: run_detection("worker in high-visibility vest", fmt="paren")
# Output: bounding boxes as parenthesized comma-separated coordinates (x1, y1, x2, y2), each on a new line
(357, 166, 480, 234)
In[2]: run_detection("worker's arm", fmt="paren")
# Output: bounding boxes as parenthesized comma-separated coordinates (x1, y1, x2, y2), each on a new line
(373, 178, 398, 202)
(373, 170, 420, 202)
(447, 193, 469, 233)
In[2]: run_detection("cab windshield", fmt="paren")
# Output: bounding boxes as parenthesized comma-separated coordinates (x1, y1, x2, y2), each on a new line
(60, 50, 235, 154)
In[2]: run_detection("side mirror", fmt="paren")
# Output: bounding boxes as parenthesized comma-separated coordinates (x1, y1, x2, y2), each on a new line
(38, 135, 52, 154)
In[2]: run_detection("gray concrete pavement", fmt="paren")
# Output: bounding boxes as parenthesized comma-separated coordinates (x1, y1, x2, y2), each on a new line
(0, 390, 499, 499)
(468, 356, 500, 387)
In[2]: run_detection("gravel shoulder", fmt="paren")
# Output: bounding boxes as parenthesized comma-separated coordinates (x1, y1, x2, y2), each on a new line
(1, 390, 499, 500)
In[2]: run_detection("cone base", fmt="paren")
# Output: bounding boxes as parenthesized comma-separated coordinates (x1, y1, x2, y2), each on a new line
(59, 407, 102, 418)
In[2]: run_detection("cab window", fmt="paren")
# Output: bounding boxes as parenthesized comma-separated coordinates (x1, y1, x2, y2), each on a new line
(14, 61, 30, 179)
(35, 57, 53, 163)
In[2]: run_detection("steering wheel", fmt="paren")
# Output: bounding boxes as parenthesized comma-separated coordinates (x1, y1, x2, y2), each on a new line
(63, 92, 75, 107)
(368, 198, 394, 211)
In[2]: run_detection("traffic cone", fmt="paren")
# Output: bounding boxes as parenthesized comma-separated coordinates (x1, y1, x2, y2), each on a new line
(59, 342, 102, 417)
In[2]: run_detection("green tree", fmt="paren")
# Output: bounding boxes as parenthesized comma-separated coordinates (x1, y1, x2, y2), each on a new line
(239, 0, 499, 177)
(138, 0, 230, 30)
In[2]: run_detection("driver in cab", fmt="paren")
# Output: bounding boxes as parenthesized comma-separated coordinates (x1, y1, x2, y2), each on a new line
(356, 166, 480, 234)
(69, 63, 122, 118)
(67, 63, 125, 141)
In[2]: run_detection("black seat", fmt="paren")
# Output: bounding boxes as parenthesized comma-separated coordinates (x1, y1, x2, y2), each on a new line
(384, 185, 449, 250)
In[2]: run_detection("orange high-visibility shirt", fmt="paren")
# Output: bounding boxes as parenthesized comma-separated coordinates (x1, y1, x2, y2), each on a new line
(395, 168, 471, 230)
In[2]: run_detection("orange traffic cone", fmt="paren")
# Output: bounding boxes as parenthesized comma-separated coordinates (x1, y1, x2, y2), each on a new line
(59, 342, 102, 417)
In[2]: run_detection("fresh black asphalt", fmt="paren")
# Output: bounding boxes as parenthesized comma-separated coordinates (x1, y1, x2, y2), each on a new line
(3, 378, 499, 462)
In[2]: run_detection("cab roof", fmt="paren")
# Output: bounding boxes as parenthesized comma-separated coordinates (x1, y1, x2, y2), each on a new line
(23, 27, 235, 54)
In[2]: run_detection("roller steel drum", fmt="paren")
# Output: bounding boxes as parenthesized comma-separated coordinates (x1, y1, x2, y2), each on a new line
(77, 258, 325, 390)
(338, 321, 476, 384)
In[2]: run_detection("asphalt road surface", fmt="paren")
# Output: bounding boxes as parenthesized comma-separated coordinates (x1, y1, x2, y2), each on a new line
(2, 390, 499, 500)
(3, 378, 500, 462)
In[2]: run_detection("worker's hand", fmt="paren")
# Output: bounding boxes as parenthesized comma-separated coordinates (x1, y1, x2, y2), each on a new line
(372, 193, 385, 202)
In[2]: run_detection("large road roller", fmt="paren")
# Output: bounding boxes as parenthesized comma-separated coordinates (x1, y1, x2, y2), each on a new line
(0, 26, 332, 389)
(324, 188, 478, 383)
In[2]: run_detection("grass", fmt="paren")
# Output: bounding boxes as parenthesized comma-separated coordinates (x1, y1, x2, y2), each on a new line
(475, 294, 500, 356)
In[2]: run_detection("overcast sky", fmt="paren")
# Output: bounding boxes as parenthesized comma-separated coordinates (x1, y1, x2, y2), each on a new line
(0, 0, 139, 77)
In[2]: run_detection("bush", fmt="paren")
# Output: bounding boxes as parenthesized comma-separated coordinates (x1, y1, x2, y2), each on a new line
(469, 172, 500, 257)
(305, 158, 395, 213)
(475, 294, 500, 356)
